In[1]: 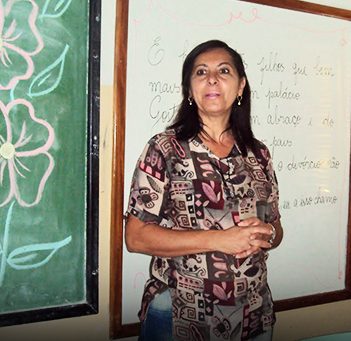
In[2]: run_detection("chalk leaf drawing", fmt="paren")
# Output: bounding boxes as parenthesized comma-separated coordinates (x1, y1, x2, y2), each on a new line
(0, 0, 44, 90)
(28, 44, 69, 97)
(40, 0, 73, 19)
(0, 99, 54, 207)
(0, 202, 72, 286)
(7, 236, 72, 270)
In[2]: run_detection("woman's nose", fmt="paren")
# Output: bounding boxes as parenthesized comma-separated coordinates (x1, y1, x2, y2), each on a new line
(207, 71, 218, 85)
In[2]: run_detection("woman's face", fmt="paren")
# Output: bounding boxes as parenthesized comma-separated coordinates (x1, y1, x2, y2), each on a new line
(189, 48, 246, 121)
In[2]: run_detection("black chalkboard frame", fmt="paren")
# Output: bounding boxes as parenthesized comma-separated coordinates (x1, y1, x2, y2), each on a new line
(110, 0, 351, 338)
(0, 0, 100, 327)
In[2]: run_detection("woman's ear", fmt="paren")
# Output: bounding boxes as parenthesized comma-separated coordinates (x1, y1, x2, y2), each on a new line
(238, 77, 246, 96)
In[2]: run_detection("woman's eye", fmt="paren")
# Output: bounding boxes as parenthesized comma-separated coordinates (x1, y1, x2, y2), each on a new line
(219, 67, 230, 74)
(195, 69, 207, 76)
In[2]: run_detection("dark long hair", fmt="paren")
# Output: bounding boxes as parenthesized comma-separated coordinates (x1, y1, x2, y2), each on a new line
(168, 40, 257, 156)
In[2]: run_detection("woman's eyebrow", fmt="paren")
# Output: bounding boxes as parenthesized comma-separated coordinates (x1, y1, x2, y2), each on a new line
(193, 63, 208, 68)
(218, 62, 233, 67)
(193, 61, 234, 70)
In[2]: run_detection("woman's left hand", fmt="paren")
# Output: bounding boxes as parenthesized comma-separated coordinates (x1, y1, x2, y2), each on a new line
(235, 217, 283, 258)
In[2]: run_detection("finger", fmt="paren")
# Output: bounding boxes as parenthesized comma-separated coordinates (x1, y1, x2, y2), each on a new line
(261, 234, 271, 242)
(250, 233, 264, 240)
(250, 226, 273, 236)
(250, 238, 272, 249)
(235, 252, 248, 259)
(251, 247, 262, 255)
(238, 217, 260, 227)
(235, 250, 250, 259)
(235, 246, 261, 259)
(251, 233, 271, 242)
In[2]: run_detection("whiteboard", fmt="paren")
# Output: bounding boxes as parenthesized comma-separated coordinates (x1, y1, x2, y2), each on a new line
(121, 0, 351, 325)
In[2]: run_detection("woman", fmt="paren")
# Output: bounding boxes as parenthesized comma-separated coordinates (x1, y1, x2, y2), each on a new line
(125, 40, 283, 341)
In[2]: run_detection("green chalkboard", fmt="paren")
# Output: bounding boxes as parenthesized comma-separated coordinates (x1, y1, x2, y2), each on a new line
(0, 0, 100, 325)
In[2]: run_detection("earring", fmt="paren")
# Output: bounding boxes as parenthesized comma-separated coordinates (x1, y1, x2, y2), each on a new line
(237, 95, 242, 106)
(188, 97, 193, 106)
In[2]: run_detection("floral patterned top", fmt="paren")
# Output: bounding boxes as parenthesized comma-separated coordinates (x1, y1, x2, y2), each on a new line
(126, 129, 280, 340)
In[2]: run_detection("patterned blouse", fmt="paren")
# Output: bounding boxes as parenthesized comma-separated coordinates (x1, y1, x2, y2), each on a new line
(126, 129, 280, 340)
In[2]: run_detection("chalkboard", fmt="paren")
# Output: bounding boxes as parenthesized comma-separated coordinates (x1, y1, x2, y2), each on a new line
(111, 0, 351, 338)
(0, 0, 100, 326)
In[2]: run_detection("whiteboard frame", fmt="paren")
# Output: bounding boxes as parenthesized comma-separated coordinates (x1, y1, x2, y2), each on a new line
(110, 0, 351, 338)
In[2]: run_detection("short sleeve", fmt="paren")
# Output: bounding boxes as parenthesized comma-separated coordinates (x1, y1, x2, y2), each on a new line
(125, 137, 170, 225)
(257, 144, 281, 223)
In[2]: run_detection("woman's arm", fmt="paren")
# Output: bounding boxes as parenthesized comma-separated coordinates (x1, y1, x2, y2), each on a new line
(125, 215, 273, 258)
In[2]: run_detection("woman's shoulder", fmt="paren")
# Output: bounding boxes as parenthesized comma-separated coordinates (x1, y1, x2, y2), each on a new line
(252, 138, 272, 161)
(145, 129, 182, 153)
(147, 129, 190, 159)
(147, 129, 177, 146)
(254, 138, 269, 151)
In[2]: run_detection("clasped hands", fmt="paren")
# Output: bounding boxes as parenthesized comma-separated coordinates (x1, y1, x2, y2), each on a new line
(222, 217, 273, 259)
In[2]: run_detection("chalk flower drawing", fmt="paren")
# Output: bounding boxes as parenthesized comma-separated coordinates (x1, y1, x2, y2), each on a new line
(0, 0, 44, 90)
(0, 99, 54, 207)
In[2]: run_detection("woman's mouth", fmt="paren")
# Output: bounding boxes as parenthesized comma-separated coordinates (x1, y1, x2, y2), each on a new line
(205, 92, 220, 99)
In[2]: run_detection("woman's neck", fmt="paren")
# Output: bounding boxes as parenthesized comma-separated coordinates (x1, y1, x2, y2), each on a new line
(198, 128, 235, 158)
(198, 113, 231, 143)
(200, 123, 232, 144)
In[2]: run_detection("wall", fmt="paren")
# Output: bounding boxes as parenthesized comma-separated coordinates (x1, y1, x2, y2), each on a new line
(0, 1, 350, 340)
